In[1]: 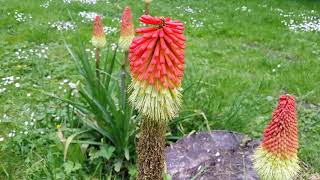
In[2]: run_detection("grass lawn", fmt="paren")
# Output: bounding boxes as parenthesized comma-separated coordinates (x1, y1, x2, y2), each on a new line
(0, 0, 319, 178)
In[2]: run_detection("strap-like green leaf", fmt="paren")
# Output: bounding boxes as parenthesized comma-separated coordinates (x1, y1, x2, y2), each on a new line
(64, 129, 90, 161)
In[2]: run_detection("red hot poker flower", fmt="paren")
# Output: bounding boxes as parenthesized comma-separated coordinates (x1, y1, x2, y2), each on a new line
(128, 15, 186, 122)
(253, 95, 300, 180)
(92, 16, 106, 48)
(119, 6, 135, 50)
(262, 95, 298, 158)
(129, 15, 185, 90)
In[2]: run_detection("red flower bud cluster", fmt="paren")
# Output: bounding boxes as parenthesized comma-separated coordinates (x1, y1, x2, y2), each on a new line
(129, 15, 186, 91)
(262, 95, 298, 159)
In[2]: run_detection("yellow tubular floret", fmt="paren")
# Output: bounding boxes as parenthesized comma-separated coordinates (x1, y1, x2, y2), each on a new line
(119, 35, 134, 51)
(91, 36, 106, 49)
(253, 147, 300, 180)
(129, 79, 182, 122)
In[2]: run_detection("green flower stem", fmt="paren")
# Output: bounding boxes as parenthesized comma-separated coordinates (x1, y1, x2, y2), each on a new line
(95, 47, 100, 80)
(120, 50, 129, 110)
(145, 2, 150, 15)
(137, 117, 166, 180)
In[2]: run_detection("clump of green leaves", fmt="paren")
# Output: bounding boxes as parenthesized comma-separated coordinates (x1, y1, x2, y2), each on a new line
(56, 40, 137, 177)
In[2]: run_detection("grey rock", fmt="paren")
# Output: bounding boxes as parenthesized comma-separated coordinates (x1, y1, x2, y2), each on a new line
(165, 130, 260, 180)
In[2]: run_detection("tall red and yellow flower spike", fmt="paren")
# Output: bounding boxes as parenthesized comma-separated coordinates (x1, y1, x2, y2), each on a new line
(92, 16, 106, 48)
(128, 15, 186, 122)
(119, 6, 135, 50)
(253, 95, 300, 180)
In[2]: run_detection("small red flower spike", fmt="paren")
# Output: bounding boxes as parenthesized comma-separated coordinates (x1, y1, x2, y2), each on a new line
(119, 6, 135, 50)
(128, 15, 186, 122)
(92, 16, 106, 48)
(253, 95, 300, 180)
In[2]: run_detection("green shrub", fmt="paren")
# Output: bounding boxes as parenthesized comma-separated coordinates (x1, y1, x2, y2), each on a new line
(55, 40, 137, 177)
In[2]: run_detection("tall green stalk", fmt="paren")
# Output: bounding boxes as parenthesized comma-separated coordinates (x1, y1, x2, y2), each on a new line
(95, 48, 101, 80)
(137, 117, 166, 179)
(120, 51, 129, 110)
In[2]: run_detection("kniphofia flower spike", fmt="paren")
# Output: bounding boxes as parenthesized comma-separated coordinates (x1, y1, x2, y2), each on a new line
(253, 95, 300, 180)
(129, 15, 186, 122)
(119, 6, 135, 50)
(92, 16, 106, 48)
